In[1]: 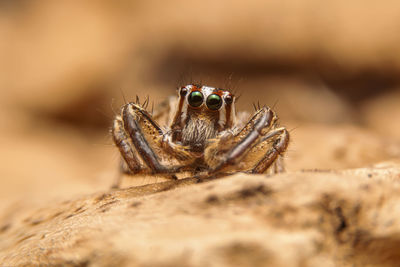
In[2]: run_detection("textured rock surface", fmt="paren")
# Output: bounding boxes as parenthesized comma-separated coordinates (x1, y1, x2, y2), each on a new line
(1, 162, 400, 266)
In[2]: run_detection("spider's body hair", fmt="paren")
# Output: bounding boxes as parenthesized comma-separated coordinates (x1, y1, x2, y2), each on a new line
(181, 111, 220, 152)
(170, 85, 236, 152)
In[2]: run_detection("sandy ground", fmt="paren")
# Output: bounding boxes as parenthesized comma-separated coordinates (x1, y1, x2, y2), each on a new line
(1, 1, 400, 266)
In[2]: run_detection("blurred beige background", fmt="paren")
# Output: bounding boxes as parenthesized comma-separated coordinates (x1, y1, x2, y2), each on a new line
(1, 0, 400, 209)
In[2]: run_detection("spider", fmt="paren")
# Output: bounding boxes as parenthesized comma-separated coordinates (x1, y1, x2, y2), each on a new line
(111, 84, 289, 188)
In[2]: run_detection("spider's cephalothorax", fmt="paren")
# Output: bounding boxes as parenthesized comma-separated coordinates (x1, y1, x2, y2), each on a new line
(111, 84, 289, 188)
(170, 85, 236, 152)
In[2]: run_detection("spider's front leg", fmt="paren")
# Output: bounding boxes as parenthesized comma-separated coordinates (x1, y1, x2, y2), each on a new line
(111, 103, 192, 188)
(205, 107, 289, 175)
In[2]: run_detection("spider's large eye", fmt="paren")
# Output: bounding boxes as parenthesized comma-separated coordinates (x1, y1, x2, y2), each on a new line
(206, 94, 222, 110)
(188, 91, 204, 107)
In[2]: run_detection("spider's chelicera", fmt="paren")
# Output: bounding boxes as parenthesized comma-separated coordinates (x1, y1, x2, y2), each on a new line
(112, 84, 289, 188)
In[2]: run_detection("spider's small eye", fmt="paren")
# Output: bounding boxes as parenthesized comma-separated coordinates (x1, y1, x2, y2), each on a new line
(206, 94, 222, 110)
(180, 87, 188, 97)
(188, 91, 204, 107)
(225, 94, 233, 105)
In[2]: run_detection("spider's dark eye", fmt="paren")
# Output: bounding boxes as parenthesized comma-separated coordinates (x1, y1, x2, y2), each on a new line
(206, 94, 222, 110)
(188, 91, 204, 107)
(225, 94, 233, 105)
(180, 87, 188, 97)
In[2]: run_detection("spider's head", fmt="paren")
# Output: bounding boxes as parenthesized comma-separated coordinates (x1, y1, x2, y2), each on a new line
(170, 84, 237, 151)
(177, 84, 236, 131)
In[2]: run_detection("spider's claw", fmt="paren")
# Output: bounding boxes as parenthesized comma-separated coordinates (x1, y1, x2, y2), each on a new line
(135, 95, 140, 105)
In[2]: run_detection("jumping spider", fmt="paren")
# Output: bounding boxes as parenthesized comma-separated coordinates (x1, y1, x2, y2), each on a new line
(112, 84, 289, 188)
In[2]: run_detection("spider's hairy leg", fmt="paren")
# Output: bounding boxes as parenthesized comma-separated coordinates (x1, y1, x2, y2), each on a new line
(250, 127, 289, 174)
(114, 103, 192, 183)
(273, 156, 285, 173)
(112, 115, 142, 173)
(111, 114, 151, 188)
(122, 103, 166, 173)
(205, 107, 277, 174)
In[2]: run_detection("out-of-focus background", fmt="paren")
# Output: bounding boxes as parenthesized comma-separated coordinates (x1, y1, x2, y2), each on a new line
(1, 0, 400, 208)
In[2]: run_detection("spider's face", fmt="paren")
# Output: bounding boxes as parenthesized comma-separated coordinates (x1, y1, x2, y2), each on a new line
(178, 84, 236, 130)
(171, 84, 237, 151)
